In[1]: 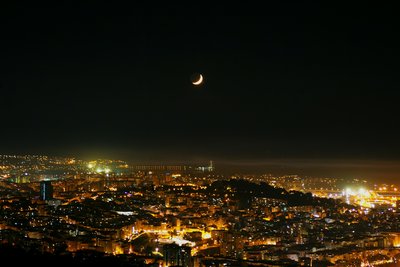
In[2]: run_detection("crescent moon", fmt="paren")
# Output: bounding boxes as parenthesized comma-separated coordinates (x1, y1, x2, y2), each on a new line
(192, 74, 203, 85)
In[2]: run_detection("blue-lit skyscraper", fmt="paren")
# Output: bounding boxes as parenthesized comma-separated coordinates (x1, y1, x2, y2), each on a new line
(40, 180, 53, 201)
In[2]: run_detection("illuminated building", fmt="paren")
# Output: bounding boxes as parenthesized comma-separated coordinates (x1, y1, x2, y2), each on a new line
(40, 180, 53, 201)
(163, 243, 192, 267)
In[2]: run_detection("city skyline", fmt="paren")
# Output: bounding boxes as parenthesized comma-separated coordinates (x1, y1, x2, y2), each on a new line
(2, 152, 400, 266)
(3, 152, 400, 184)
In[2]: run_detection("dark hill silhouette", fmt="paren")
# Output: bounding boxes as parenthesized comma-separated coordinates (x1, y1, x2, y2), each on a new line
(207, 179, 337, 207)
(0, 245, 146, 267)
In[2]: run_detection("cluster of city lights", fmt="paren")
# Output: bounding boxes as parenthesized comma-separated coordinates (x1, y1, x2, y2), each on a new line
(343, 187, 396, 209)
(87, 162, 111, 174)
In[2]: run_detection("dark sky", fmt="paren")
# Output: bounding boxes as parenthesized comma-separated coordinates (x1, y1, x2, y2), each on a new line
(1, 2, 400, 177)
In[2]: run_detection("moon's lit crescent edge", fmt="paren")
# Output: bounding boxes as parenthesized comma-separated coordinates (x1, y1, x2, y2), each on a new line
(192, 74, 203, 85)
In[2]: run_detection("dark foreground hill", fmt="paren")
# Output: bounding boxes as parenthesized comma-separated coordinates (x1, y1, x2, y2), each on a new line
(0, 245, 147, 267)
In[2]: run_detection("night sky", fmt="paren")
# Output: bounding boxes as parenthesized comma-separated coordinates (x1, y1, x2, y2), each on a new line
(1, 3, 400, 178)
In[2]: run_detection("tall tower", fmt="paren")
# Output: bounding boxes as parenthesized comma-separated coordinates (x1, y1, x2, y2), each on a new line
(40, 180, 53, 201)
(163, 243, 192, 267)
(209, 160, 214, 172)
